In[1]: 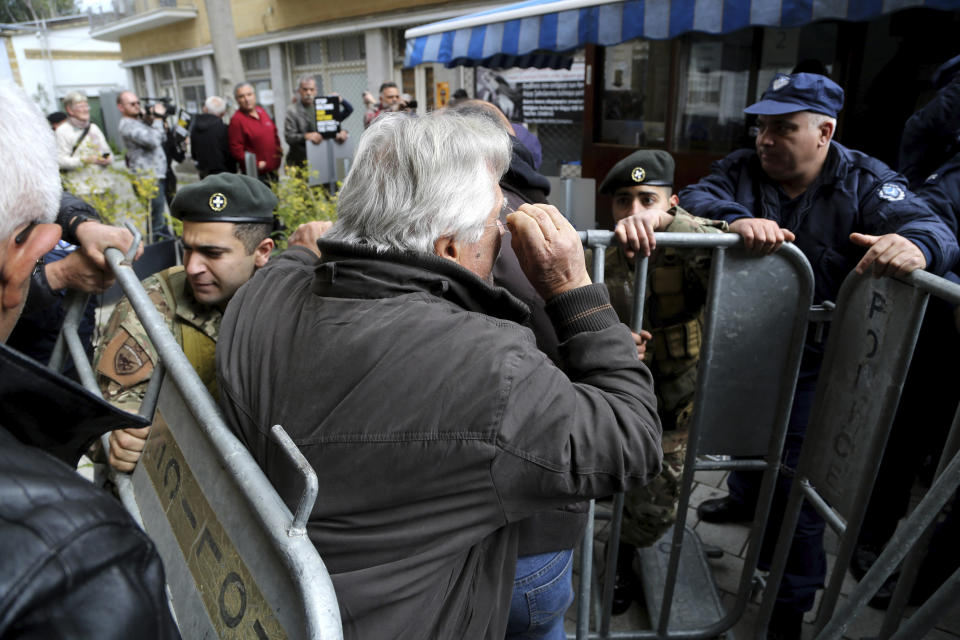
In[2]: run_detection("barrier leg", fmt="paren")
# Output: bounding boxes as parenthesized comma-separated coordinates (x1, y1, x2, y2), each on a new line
(878, 401, 960, 638)
(814, 446, 960, 640)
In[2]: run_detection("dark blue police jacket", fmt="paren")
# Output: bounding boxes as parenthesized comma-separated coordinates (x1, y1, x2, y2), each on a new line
(679, 141, 959, 305)
(916, 151, 960, 286)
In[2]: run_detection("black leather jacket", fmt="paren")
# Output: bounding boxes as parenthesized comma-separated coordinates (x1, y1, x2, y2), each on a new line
(0, 343, 180, 639)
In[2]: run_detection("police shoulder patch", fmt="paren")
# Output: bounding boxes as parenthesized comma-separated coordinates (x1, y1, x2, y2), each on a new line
(877, 183, 905, 202)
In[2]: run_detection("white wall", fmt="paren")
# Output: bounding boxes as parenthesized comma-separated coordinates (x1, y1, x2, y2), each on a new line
(9, 21, 127, 112)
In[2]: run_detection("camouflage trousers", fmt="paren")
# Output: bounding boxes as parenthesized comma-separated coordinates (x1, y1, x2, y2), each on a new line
(620, 430, 687, 548)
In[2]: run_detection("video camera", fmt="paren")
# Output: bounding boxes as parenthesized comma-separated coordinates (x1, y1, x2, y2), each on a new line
(140, 96, 177, 121)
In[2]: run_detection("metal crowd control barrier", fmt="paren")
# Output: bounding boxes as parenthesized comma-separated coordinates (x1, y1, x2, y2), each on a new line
(759, 269, 960, 640)
(574, 231, 815, 640)
(49, 228, 343, 640)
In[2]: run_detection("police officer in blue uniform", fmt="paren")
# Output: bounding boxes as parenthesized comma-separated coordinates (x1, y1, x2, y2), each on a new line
(680, 72, 959, 640)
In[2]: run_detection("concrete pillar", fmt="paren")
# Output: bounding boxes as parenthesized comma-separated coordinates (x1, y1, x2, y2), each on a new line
(201, 55, 217, 99)
(414, 64, 426, 114)
(203, 0, 245, 97)
(143, 64, 157, 97)
(364, 28, 393, 95)
(268, 42, 286, 140)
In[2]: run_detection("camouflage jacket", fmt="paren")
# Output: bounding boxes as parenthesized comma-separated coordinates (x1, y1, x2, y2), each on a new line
(95, 266, 221, 414)
(603, 207, 727, 439)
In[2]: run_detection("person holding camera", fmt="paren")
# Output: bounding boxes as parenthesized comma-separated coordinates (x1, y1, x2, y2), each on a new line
(362, 81, 412, 128)
(117, 90, 172, 242)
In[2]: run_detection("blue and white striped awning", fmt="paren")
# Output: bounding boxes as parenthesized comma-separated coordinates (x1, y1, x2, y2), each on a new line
(405, 0, 960, 68)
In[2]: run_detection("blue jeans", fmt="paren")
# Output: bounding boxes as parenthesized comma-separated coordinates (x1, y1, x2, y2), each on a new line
(150, 178, 172, 243)
(506, 549, 574, 640)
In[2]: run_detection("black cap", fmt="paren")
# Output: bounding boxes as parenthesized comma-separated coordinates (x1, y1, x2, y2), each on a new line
(171, 173, 278, 223)
(744, 73, 844, 119)
(598, 149, 674, 195)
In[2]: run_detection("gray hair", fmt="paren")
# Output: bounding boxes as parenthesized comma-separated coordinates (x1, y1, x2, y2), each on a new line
(63, 90, 88, 110)
(234, 82, 253, 97)
(328, 110, 511, 254)
(296, 74, 317, 89)
(808, 112, 837, 139)
(0, 82, 60, 240)
(204, 95, 227, 116)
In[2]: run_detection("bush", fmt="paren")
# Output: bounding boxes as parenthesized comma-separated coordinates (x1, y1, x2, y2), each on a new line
(271, 164, 338, 250)
(63, 165, 168, 245)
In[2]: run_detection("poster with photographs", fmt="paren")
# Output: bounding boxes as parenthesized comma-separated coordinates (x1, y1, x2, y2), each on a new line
(476, 63, 585, 124)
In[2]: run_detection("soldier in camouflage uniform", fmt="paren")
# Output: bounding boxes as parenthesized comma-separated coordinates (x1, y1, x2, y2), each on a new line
(95, 173, 278, 471)
(597, 150, 727, 613)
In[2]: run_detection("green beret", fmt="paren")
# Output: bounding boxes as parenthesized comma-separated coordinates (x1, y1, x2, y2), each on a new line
(171, 173, 278, 223)
(598, 149, 675, 195)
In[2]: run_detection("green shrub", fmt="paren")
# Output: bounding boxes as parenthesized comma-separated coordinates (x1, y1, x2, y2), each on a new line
(271, 164, 338, 250)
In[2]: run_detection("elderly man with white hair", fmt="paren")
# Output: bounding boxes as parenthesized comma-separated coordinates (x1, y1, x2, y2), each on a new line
(191, 95, 237, 178)
(55, 90, 113, 196)
(217, 110, 664, 639)
(0, 81, 179, 639)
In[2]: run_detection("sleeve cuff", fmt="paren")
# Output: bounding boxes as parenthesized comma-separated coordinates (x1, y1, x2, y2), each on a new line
(544, 283, 620, 342)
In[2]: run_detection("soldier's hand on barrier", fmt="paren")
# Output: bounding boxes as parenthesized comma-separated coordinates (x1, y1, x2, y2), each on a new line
(632, 329, 652, 361)
(44, 250, 116, 293)
(614, 210, 673, 259)
(108, 425, 152, 473)
(730, 218, 795, 254)
(850, 232, 927, 278)
(288, 220, 334, 257)
(75, 220, 144, 268)
(507, 203, 592, 300)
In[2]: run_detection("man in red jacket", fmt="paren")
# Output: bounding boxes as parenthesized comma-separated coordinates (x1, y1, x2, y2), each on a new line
(228, 82, 282, 183)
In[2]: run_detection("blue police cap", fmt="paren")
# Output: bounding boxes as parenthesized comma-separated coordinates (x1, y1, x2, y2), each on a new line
(743, 73, 844, 119)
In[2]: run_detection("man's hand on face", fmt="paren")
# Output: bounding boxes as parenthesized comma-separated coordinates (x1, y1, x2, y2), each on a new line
(729, 218, 796, 254)
(507, 203, 592, 300)
(850, 232, 927, 278)
(75, 220, 143, 269)
(614, 209, 674, 259)
(288, 220, 334, 257)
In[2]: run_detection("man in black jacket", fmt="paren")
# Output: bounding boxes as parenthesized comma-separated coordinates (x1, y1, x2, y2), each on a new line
(218, 109, 663, 639)
(191, 95, 236, 178)
(0, 79, 180, 639)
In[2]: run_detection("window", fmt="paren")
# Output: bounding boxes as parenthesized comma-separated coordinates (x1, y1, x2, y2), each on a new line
(292, 41, 323, 66)
(175, 58, 202, 79)
(600, 40, 671, 146)
(673, 30, 754, 153)
(326, 35, 365, 63)
(242, 48, 270, 72)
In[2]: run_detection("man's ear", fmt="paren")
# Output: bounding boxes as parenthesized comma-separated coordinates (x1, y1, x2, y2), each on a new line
(0, 222, 60, 313)
(669, 193, 680, 208)
(819, 120, 835, 146)
(433, 236, 461, 265)
(253, 237, 274, 268)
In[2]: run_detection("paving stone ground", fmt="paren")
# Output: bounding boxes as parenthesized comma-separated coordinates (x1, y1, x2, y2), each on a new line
(565, 465, 959, 640)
